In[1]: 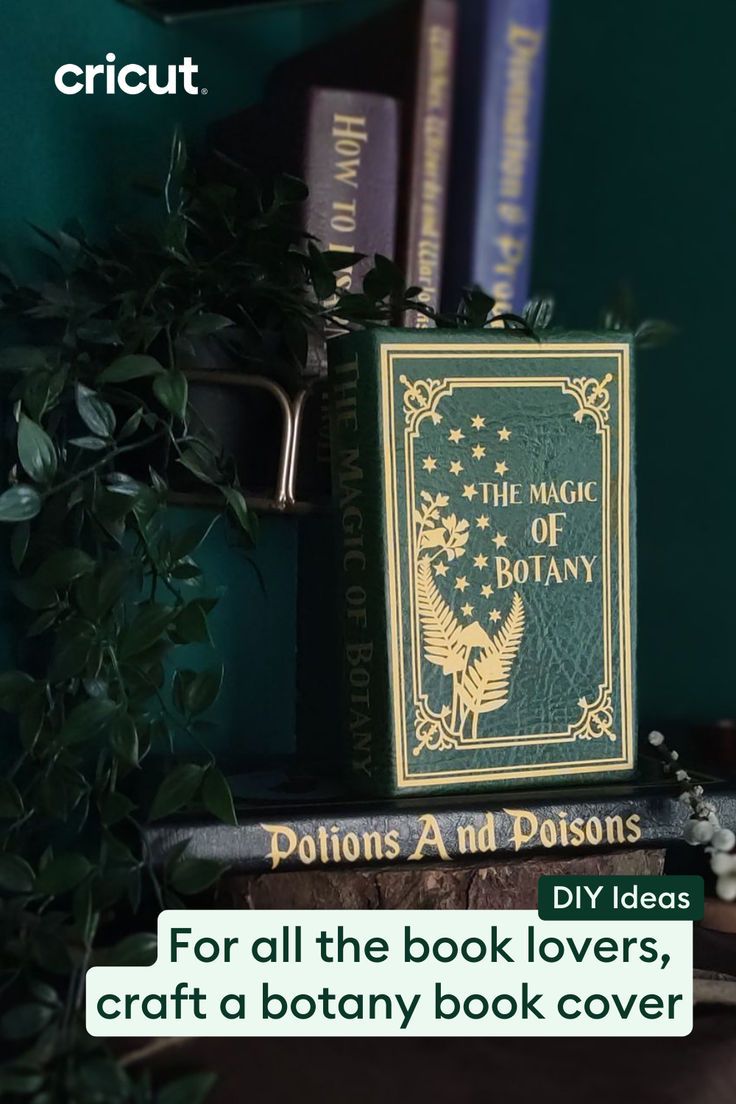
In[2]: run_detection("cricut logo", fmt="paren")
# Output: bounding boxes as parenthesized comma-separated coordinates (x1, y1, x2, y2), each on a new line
(54, 54, 206, 96)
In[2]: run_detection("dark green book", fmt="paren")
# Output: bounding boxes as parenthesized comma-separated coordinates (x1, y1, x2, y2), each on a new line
(328, 329, 636, 796)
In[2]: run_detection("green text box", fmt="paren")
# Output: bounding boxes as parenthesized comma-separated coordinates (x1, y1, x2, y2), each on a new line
(537, 876, 704, 921)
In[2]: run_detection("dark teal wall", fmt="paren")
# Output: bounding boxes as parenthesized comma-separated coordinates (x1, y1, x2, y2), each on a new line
(533, 0, 736, 723)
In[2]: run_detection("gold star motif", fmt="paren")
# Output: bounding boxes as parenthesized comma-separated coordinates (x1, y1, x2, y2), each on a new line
(492, 533, 508, 549)
(475, 515, 490, 530)
(461, 603, 474, 617)
(471, 444, 486, 460)
(489, 609, 502, 623)
(449, 460, 464, 476)
(454, 576, 469, 592)
(422, 456, 437, 472)
(461, 483, 478, 501)
(494, 460, 509, 476)
(481, 584, 494, 598)
(471, 415, 486, 430)
(431, 412, 443, 425)
(473, 553, 488, 570)
(435, 561, 448, 577)
(448, 428, 465, 444)
(498, 426, 511, 441)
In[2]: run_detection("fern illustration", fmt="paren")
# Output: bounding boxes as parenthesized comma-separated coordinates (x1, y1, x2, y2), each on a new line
(416, 556, 464, 676)
(456, 593, 525, 738)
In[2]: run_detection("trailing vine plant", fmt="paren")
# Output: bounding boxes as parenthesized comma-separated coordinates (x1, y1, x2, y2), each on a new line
(0, 127, 673, 1102)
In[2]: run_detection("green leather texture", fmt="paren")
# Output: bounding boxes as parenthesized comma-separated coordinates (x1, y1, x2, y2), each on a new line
(330, 328, 636, 796)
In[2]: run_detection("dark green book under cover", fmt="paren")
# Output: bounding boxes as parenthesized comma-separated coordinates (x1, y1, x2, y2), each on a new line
(328, 329, 636, 795)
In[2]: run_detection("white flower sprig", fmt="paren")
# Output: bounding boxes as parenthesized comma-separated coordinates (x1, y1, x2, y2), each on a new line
(648, 730, 736, 901)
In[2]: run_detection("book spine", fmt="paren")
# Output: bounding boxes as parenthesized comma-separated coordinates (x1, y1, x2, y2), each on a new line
(402, 0, 458, 327)
(303, 89, 400, 339)
(328, 334, 390, 793)
(143, 787, 729, 874)
(443, 0, 549, 315)
(296, 98, 399, 768)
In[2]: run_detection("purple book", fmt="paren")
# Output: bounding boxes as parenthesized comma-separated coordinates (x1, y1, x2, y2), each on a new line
(442, 0, 549, 315)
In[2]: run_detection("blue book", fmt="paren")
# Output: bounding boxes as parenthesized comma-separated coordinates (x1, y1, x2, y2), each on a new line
(443, 0, 549, 315)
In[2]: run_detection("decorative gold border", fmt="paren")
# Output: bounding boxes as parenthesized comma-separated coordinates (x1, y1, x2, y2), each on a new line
(379, 342, 634, 789)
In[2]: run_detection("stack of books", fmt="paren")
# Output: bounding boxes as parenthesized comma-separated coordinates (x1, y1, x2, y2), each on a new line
(211, 0, 549, 326)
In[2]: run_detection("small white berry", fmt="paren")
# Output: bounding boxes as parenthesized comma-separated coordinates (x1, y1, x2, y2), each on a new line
(711, 852, 736, 876)
(648, 730, 665, 747)
(675, 769, 689, 782)
(716, 874, 736, 902)
(670, 750, 679, 760)
(684, 818, 714, 845)
(713, 828, 736, 852)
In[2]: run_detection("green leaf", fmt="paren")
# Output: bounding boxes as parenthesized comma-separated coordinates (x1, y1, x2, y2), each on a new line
(99, 791, 136, 826)
(69, 435, 108, 451)
(172, 601, 210, 645)
(118, 408, 143, 441)
(173, 666, 223, 717)
(307, 241, 337, 301)
(0, 670, 36, 712)
(0, 1002, 56, 1040)
(96, 558, 133, 617)
(158, 1072, 218, 1104)
(17, 415, 57, 483)
(202, 767, 237, 826)
(178, 444, 218, 484)
(97, 354, 165, 383)
(75, 383, 116, 438)
(0, 854, 35, 893)
(634, 318, 678, 348)
(34, 548, 95, 588)
(119, 603, 176, 660)
(26, 607, 59, 637)
(153, 369, 188, 422)
(169, 857, 228, 895)
(22, 367, 65, 421)
(48, 619, 96, 682)
(12, 579, 57, 610)
(184, 313, 234, 336)
(222, 487, 254, 539)
(97, 932, 157, 967)
(110, 714, 139, 768)
(0, 484, 41, 522)
(149, 764, 204, 820)
(0, 779, 23, 818)
(34, 853, 91, 895)
(273, 172, 308, 205)
(60, 697, 119, 746)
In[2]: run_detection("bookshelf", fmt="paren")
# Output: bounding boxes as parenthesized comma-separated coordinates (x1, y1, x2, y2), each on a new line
(0, 0, 732, 840)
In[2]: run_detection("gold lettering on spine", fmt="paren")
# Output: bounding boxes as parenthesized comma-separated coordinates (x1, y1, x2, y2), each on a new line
(259, 809, 643, 870)
(491, 22, 545, 313)
(413, 23, 453, 324)
(325, 114, 370, 336)
(334, 357, 374, 776)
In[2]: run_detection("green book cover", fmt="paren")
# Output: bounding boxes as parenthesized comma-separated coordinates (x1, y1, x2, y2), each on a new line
(328, 329, 636, 796)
